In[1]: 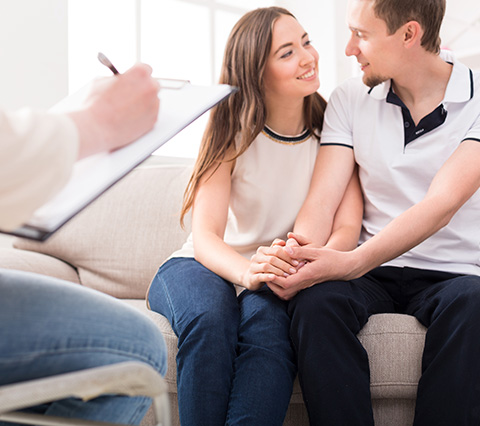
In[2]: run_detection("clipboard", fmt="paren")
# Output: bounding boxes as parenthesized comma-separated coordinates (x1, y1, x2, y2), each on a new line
(2, 80, 236, 241)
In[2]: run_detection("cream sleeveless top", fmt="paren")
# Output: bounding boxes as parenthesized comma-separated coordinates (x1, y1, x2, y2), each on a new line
(170, 126, 319, 260)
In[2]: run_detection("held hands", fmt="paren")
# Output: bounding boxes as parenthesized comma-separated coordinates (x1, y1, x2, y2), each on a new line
(264, 232, 359, 301)
(241, 240, 303, 292)
(70, 63, 161, 159)
(240, 233, 308, 295)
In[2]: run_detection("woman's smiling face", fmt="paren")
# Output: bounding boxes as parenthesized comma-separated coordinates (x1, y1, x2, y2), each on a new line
(263, 14, 320, 103)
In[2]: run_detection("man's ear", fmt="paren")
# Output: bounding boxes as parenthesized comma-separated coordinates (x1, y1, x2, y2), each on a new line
(402, 21, 422, 48)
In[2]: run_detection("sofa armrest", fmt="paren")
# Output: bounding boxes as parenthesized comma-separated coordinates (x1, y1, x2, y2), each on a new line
(0, 248, 80, 284)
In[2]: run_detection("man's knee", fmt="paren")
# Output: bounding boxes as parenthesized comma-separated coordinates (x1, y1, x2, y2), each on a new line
(447, 275, 480, 317)
(289, 281, 354, 318)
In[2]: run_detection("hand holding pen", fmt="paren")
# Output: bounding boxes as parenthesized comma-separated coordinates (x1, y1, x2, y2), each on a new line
(67, 54, 161, 158)
(97, 52, 120, 75)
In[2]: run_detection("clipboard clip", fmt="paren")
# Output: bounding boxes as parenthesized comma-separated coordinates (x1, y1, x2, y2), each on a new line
(156, 78, 190, 90)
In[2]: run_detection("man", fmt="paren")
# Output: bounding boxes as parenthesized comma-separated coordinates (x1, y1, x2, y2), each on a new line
(0, 63, 167, 425)
(265, 0, 480, 424)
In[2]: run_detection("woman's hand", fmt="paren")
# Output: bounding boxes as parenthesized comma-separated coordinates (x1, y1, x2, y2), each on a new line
(240, 243, 300, 291)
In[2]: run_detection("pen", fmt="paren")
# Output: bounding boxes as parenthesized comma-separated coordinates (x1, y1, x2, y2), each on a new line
(97, 52, 119, 75)
(97, 52, 190, 89)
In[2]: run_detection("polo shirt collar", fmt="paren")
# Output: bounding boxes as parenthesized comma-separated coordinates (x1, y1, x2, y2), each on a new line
(442, 52, 474, 103)
(367, 50, 474, 103)
(367, 80, 390, 101)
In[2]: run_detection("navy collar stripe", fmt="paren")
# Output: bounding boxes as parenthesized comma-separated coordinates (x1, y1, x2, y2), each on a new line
(262, 126, 311, 143)
(470, 69, 474, 100)
(462, 137, 480, 143)
(320, 142, 354, 149)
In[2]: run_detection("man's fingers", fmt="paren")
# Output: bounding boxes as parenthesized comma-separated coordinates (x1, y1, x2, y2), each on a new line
(284, 246, 317, 262)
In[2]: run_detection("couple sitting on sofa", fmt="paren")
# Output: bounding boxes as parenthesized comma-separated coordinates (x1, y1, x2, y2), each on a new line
(148, 2, 480, 426)
(2, 1, 480, 426)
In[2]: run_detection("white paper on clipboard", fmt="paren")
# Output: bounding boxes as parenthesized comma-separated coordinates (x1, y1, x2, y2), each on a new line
(4, 80, 236, 240)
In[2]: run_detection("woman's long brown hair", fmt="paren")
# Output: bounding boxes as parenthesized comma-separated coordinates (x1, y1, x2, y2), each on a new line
(180, 7, 327, 227)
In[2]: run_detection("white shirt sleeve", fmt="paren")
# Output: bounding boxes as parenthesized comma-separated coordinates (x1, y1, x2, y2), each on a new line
(0, 108, 79, 231)
(320, 78, 357, 148)
(464, 107, 480, 143)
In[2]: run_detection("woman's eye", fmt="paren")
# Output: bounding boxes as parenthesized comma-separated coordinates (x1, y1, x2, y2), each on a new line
(304, 40, 313, 47)
(281, 51, 293, 59)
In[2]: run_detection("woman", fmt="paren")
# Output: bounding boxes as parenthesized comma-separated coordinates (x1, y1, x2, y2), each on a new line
(147, 7, 362, 426)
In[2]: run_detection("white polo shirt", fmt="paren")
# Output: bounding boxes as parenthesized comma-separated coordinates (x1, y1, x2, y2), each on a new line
(321, 52, 480, 276)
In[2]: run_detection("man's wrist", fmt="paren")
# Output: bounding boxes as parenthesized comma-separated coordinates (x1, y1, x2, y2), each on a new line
(343, 248, 368, 281)
(68, 108, 108, 159)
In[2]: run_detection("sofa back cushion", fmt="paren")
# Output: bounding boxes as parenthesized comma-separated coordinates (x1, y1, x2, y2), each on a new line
(14, 157, 193, 298)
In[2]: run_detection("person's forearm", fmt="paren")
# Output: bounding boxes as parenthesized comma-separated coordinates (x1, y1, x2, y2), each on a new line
(293, 146, 356, 246)
(349, 197, 454, 279)
(193, 231, 250, 287)
(325, 225, 361, 252)
(293, 202, 335, 246)
(269, 199, 455, 298)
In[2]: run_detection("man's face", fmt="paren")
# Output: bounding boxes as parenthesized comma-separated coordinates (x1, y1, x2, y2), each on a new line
(345, 0, 404, 88)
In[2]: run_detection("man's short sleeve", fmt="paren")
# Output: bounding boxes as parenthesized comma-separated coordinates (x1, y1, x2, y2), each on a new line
(320, 78, 356, 148)
(463, 107, 480, 143)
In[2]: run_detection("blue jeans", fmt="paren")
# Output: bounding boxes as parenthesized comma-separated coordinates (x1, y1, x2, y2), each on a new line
(148, 257, 296, 426)
(289, 266, 480, 426)
(0, 268, 167, 426)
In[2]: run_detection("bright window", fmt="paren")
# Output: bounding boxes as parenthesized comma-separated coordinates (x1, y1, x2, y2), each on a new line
(68, 0, 274, 158)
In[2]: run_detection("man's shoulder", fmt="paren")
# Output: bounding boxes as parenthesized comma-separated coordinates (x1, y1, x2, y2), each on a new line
(327, 76, 384, 115)
(330, 76, 375, 104)
(333, 75, 365, 93)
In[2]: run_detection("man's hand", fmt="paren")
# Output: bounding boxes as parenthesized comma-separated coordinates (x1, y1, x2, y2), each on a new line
(267, 246, 360, 300)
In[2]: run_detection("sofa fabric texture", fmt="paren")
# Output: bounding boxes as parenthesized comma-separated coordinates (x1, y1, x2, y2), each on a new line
(1, 156, 427, 426)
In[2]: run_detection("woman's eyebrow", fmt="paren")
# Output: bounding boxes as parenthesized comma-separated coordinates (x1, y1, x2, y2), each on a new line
(274, 33, 308, 55)
(274, 42, 293, 55)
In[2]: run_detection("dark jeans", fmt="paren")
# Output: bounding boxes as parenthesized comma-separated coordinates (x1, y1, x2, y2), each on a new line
(148, 257, 296, 426)
(288, 266, 480, 426)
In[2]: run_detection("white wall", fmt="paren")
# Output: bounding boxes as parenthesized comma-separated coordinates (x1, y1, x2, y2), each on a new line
(0, 0, 68, 110)
(0, 1, 354, 111)
(0, 0, 67, 246)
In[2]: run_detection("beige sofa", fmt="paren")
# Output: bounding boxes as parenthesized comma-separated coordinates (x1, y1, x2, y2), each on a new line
(0, 155, 427, 426)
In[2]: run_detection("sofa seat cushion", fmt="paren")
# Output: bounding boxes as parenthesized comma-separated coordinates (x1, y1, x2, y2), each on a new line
(0, 247, 80, 284)
(14, 160, 193, 299)
(122, 299, 179, 390)
(124, 298, 427, 403)
(359, 313, 426, 399)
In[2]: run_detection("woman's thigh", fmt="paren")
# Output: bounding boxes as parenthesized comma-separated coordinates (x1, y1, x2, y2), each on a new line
(148, 257, 239, 337)
(238, 285, 292, 348)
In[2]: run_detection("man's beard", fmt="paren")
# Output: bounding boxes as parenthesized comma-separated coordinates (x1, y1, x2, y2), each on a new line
(363, 73, 389, 88)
